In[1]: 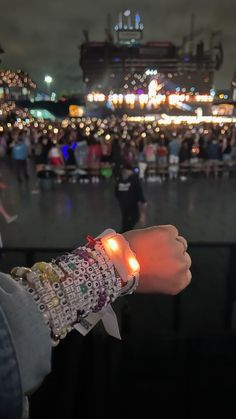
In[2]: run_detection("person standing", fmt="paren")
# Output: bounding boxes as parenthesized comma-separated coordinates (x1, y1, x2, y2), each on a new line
(87, 138, 101, 183)
(48, 141, 64, 184)
(168, 134, 181, 180)
(115, 164, 147, 233)
(179, 139, 190, 181)
(221, 137, 232, 177)
(157, 139, 168, 181)
(205, 137, 221, 178)
(34, 136, 50, 168)
(12, 135, 29, 183)
(143, 139, 157, 165)
(48, 141, 64, 167)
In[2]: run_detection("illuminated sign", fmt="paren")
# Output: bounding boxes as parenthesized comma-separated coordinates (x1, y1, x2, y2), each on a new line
(145, 69, 158, 76)
(117, 30, 142, 41)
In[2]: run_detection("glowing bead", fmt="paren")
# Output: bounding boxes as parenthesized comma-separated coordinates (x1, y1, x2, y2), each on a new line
(107, 238, 119, 251)
(128, 257, 140, 272)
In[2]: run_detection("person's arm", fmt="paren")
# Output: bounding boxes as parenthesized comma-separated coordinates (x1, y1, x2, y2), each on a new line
(0, 272, 51, 396)
(0, 226, 191, 400)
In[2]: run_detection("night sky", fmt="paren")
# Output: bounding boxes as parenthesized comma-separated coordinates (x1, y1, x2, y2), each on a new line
(1, 0, 236, 93)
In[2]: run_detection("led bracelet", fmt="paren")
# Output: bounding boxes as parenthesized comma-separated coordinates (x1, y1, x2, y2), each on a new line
(95, 229, 140, 294)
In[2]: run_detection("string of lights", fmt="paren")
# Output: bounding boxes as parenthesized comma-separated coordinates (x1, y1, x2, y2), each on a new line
(0, 113, 235, 135)
(0, 69, 36, 89)
(87, 91, 214, 109)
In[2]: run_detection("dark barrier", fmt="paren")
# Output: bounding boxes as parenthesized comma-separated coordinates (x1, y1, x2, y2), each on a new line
(1, 244, 236, 418)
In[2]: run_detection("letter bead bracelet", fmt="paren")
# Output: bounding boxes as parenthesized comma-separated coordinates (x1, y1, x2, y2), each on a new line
(10, 229, 140, 344)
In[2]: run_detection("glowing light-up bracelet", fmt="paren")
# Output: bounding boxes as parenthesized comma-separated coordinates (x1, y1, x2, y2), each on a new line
(95, 229, 140, 295)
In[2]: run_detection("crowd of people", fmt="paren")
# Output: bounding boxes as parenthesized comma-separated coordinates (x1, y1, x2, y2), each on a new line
(0, 118, 236, 188)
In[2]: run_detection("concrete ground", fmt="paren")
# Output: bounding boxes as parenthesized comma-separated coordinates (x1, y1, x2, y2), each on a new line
(0, 160, 236, 248)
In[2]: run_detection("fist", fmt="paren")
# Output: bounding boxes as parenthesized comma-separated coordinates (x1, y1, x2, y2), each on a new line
(123, 225, 192, 295)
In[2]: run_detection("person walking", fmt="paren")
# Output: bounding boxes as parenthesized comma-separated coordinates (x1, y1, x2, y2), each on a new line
(0, 181, 18, 223)
(168, 135, 181, 180)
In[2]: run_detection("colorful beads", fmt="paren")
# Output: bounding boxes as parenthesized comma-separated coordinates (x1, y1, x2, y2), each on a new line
(10, 233, 137, 344)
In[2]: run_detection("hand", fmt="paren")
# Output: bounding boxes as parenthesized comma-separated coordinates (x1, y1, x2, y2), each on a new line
(123, 225, 192, 295)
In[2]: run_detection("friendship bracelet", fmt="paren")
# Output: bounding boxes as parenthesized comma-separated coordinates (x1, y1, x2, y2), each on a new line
(10, 229, 140, 342)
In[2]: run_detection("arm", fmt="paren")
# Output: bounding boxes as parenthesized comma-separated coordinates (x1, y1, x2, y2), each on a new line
(0, 225, 191, 403)
(0, 272, 51, 396)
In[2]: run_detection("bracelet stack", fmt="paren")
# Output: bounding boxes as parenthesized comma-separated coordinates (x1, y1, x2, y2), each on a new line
(10, 237, 126, 345)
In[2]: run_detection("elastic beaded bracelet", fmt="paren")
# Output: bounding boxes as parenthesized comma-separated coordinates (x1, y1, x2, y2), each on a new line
(11, 267, 51, 327)
(55, 245, 120, 316)
(10, 229, 140, 343)
(45, 263, 73, 333)
(95, 229, 140, 294)
(30, 266, 67, 341)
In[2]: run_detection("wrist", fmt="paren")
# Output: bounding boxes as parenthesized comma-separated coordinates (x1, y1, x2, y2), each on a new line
(122, 230, 145, 292)
(96, 229, 140, 294)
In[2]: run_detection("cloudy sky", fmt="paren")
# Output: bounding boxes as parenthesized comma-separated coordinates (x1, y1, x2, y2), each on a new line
(1, 0, 236, 93)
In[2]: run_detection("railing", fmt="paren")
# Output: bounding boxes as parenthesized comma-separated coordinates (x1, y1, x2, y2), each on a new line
(29, 160, 236, 183)
(1, 243, 236, 333)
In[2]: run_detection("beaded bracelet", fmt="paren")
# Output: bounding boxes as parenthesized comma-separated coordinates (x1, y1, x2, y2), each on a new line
(10, 230, 140, 343)
(10, 243, 122, 344)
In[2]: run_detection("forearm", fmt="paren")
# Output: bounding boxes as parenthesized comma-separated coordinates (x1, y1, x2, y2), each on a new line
(5, 230, 138, 395)
(0, 273, 51, 396)
(1, 225, 192, 403)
